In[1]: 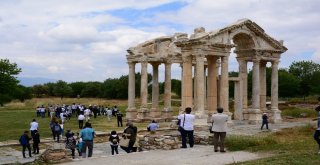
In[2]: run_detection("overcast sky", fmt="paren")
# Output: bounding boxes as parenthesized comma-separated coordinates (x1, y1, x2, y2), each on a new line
(0, 0, 319, 82)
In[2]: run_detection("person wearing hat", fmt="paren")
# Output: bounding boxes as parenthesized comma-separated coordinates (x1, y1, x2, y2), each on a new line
(261, 112, 269, 130)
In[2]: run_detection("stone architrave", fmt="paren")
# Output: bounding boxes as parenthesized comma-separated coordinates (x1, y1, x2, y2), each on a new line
(150, 62, 161, 118)
(271, 60, 282, 123)
(126, 62, 137, 120)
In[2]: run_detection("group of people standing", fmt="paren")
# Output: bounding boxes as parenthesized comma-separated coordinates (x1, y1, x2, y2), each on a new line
(19, 119, 40, 158)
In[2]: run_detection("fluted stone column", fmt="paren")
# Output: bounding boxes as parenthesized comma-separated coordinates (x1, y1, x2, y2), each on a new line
(126, 62, 137, 120)
(207, 56, 218, 122)
(150, 62, 161, 118)
(163, 62, 172, 120)
(248, 59, 262, 123)
(271, 60, 282, 123)
(182, 55, 193, 110)
(237, 58, 248, 120)
(204, 65, 207, 111)
(260, 61, 267, 112)
(233, 79, 243, 120)
(180, 64, 184, 113)
(138, 61, 149, 120)
(195, 55, 205, 118)
(193, 66, 197, 110)
(220, 56, 229, 113)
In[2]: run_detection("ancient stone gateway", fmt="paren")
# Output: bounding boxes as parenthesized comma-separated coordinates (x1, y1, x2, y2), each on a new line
(125, 19, 287, 124)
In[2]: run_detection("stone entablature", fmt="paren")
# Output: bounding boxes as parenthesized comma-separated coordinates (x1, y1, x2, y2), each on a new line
(125, 18, 287, 124)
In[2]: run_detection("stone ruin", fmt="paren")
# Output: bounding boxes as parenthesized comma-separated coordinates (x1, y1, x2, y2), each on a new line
(125, 19, 287, 124)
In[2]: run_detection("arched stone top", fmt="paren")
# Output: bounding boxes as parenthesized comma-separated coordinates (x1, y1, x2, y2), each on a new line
(126, 18, 287, 64)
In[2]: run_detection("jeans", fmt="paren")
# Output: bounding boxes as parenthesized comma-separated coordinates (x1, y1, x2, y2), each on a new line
(213, 132, 226, 151)
(53, 131, 60, 142)
(110, 145, 119, 155)
(117, 119, 123, 127)
(261, 120, 269, 129)
(82, 140, 93, 158)
(180, 129, 194, 148)
(78, 120, 83, 129)
(314, 130, 320, 149)
(33, 142, 39, 154)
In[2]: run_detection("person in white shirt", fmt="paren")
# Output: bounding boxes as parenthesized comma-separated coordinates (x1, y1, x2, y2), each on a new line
(84, 108, 91, 122)
(30, 119, 39, 138)
(211, 107, 228, 152)
(78, 114, 85, 129)
(106, 108, 112, 121)
(177, 107, 195, 148)
(60, 112, 65, 124)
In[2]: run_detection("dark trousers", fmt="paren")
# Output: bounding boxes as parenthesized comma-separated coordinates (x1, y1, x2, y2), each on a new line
(82, 140, 93, 158)
(181, 130, 194, 148)
(53, 131, 60, 142)
(70, 149, 75, 158)
(22, 144, 32, 158)
(314, 130, 320, 149)
(110, 145, 119, 155)
(117, 119, 123, 127)
(31, 130, 36, 138)
(78, 120, 84, 129)
(261, 120, 269, 129)
(213, 132, 226, 151)
(33, 142, 39, 154)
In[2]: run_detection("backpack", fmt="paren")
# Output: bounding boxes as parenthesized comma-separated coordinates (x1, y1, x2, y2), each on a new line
(54, 124, 61, 132)
(19, 135, 27, 145)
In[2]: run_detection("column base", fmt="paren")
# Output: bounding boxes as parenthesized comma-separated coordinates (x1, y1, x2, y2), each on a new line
(195, 110, 207, 119)
(137, 108, 150, 120)
(125, 107, 137, 121)
(149, 108, 161, 118)
(247, 108, 262, 124)
(162, 108, 173, 121)
(270, 109, 282, 123)
(242, 109, 249, 120)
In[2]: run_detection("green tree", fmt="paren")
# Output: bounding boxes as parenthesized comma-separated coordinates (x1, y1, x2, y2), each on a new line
(171, 79, 181, 98)
(278, 69, 299, 97)
(13, 85, 32, 102)
(81, 82, 102, 98)
(289, 61, 320, 97)
(32, 84, 49, 97)
(69, 82, 87, 97)
(53, 80, 73, 99)
(0, 59, 22, 106)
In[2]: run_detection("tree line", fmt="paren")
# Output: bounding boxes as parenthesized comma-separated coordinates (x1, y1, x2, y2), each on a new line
(0, 59, 319, 106)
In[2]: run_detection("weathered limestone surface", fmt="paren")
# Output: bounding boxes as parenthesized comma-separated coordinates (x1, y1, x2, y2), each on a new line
(126, 19, 287, 124)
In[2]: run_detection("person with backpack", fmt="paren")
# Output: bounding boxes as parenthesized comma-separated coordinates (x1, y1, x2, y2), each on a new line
(32, 130, 40, 154)
(53, 121, 62, 143)
(109, 130, 120, 155)
(19, 130, 32, 158)
(65, 130, 76, 159)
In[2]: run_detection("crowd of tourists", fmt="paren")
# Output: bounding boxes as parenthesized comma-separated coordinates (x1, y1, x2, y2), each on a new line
(18, 97, 320, 159)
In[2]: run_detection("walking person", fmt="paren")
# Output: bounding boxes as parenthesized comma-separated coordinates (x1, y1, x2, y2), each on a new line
(30, 119, 39, 138)
(109, 130, 120, 155)
(32, 130, 40, 154)
(116, 111, 123, 127)
(80, 122, 96, 158)
(53, 121, 62, 143)
(78, 113, 85, 129)
(65, 130, 76, 159)
(314, 125, 320, 154)
(106, 107, 112, 121)
(211, 107, 228, 152)
(261, 113, 269, 130)
(19, 130, 32, 158)
(177, 107, 195, 148)
(315, 97, 320, 128)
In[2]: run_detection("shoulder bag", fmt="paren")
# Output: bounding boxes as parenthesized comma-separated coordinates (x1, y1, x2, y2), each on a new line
(178, 114, 185, 132)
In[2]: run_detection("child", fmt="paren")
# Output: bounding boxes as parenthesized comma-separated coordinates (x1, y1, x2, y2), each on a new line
(65, 130, 76, 159)
(109, 130, 119, 155)
(76, 133, 83, 157)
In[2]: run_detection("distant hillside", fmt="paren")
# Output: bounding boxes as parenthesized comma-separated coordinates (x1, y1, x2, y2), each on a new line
(18, 77, 57, 87)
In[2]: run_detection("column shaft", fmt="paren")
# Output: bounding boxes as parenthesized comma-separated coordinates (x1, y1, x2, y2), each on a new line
(252, 59, 260, 110)
(196, 55, 205, 117)
(151, 63, 160, 109)
(260, 61, 267, 111)
(182, 56, 193, 110)
(164, 62, 172, 109)
(140, 62, 148, 108)
(271, 60, 279, 110)
(220, 56, 229, 112)
(207, 56, 217, 114)
(128, 62, 136, 108)
(238, 59, 248, 109)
